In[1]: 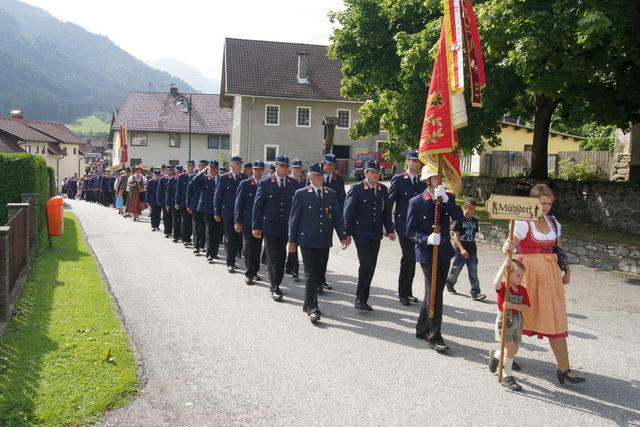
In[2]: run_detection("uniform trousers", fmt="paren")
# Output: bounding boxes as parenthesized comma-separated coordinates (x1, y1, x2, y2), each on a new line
(301, 247, 329, 314)
(192, 211, 206, 250)
(150, 204, 162, 229)
(162, 205, 173, 236)
(264, 234, 288, 292)
(171, 206, 182, 240)
(397, 233, 417, 298)
(416, 260, 451, 342)
(203, 214, 221, 258)
(285, 250, 299, 275)
(222, 217, 241, 267)
(180, 207, 193, 243)
(354, 237, 381, 303)
(242, 227, 262, 278)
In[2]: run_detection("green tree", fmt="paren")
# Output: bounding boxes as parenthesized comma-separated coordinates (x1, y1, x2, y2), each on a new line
(329, 0, 640, 178)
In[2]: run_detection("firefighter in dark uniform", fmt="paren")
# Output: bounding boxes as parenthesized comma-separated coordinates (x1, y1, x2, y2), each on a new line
(168, 165, 182, 242)
(214, 156, 244, 272)
(158, 165, 174, 237)
(192, 161, 221, 262)
(285, 158, 305, 279)
(188, 160, 208, 253)
(176, 160, 195, 246)
(252, 155, 298, 301)
(406, 164, 463, 352)
(388, 149, 427, 305)
(234, 160, 265, 285)
(344, 160, 395, 311)
(146, 169, 162, 230)
(242, 162, 254, 178)
(288, 163, 350, 322)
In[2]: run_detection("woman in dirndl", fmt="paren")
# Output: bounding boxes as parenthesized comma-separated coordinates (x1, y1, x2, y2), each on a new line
(126, 166, 147, 221)
(502, 183, 585, 385)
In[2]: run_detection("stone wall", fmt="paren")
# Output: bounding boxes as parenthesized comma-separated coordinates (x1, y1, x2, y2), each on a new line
(461, 176, 640, 234)
(475, 221, 640, 275)
(611, 153, 631, 181)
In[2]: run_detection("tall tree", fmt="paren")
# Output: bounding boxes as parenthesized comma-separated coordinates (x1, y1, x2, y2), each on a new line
(329, 0, 640, 178)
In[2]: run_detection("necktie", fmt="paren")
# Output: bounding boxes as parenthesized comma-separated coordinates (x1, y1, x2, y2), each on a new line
(413, 176, 417, 186)
(317, 189, 322, 200)
(280, 178, 284, 189)
(326, 175, 330, 184)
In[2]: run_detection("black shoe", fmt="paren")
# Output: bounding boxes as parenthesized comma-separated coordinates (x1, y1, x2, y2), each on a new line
(173, 239, 179, 243)
(193, 249, 200, 254)
(363, 303, 373, 311)
(502, 376, 523, 391)
(355, 300, 366, 310)
(429, 340, 449, 352)
(317, 286, 324, 295)
(472, 293, 487, 301)
(253, 275, 262, 281)
(245, 277, 254, 285)
(322, 282, 332, 291)
(489, 350, 499, 373)
(227, 266, 235, 273)
(416, 334, 428, 341)
(309, 311, 321, 322)
(446, 286, 458, 295)
(512, 360, 521, 371)
(164, 234, 171, 238)
(408, 296, 418, 303)
(556, 369, 585, 385)
(399, 297, 411, 306)
(291, 272, 299, 279)
(211, 255, 219, 260)
(207, 257, 214, 263)
(271, 290, 283, 301)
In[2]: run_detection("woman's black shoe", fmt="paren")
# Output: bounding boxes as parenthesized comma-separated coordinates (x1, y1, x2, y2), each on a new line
(556, 369, 585, 385)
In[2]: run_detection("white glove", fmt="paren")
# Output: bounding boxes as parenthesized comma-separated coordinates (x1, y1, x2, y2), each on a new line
(427, 233, 441, 246)
(434, 185, 449, 203)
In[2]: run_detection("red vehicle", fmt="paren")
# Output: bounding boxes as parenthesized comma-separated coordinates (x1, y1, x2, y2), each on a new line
(353, 152, 396, 180)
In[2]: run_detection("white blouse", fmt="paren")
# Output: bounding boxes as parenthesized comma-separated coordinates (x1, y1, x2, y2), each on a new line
(514, 216, 561, 241)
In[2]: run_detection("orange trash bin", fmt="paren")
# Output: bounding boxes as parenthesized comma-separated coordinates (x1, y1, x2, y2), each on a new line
(46, 196, 64, 236)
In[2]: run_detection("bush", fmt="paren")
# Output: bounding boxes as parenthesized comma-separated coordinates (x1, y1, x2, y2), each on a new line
(0, 153, 49, 230)
(556, 158, 608, 182)
(47, 166, 57, 197)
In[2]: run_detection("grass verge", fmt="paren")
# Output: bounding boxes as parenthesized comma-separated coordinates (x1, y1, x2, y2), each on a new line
(0, 212, 138, 426)
(463, 199, 639, 246)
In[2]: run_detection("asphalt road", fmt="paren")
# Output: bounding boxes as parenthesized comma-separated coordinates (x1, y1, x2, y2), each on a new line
(65, 199, 640, 426)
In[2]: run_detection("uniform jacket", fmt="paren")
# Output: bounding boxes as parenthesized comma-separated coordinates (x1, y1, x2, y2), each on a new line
(344, 180, 394, 240)
(323, 172, 346, 208)
(145, 178, 159, 205)
(252, 175, 298, 236)
(388, 171, 428, 235)
(289, 185, 346, 248)
(165, 175, 178, 206)
(186, 172, 202, 211)
(175, 172, 191, 207)
(406, 190, 463, 265)
(234, 177, 259, 227)
(214, 172, 243, 218)
(192, 172, 217, 214)
(157, 175, 169, 205)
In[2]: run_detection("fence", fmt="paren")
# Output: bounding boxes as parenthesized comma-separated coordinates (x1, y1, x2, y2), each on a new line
(556, 151, 612, 173)
(479, 150, 533, 177)
(0, 194, 38, 333)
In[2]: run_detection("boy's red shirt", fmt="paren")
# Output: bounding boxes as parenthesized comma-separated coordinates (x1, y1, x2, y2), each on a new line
(496, 282, 530, 314)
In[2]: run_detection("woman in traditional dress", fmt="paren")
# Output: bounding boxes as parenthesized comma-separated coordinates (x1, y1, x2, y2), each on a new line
(502, 183, 585, 385)
(114, 171, 128, 215)
(126, 166, 147, 221)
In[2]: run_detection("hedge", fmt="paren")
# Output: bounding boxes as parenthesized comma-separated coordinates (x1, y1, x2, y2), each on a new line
(0, 153, 50, 231)
(47, 166, 57, 197)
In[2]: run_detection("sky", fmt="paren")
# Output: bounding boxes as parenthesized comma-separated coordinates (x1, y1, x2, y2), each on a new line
(20, 0, 345, 81)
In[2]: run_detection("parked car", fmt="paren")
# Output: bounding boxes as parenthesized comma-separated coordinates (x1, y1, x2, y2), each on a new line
(352, 152, 397, 180)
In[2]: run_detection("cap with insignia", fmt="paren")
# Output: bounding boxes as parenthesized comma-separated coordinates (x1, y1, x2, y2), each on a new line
(176, 165, 184, 172)
(323, 153, 337, 164)
(187, 160, 195, 166)
(209, 160, 219, 167)
(252, 160, 265, 169)
(165, 165, 174, 171)
(308, 163, 324, 175)
(365, 160, 381, 171)
(269, 163, 276, 172)
(198, 160, 208, 165)
(153, 169, 161, 175)
(243, 162, 253, 170)
(407, 150, 419, 160)
(219, 167, 228, 173)
(275, 154, 290, 165)
(291, 159, 303, 168)
(230, 155, 243, 163)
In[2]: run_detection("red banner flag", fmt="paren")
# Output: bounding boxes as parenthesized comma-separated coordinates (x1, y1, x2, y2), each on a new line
(119, 123, 128, 164)
(462, 1, 486, 107)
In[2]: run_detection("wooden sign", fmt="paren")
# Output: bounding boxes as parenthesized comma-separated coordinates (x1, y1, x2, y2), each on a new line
(485, 195, 543, 221)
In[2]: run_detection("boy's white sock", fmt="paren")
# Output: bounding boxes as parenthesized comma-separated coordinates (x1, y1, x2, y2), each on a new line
(504, 358, 513, 377)
(494, 350, 501, 360)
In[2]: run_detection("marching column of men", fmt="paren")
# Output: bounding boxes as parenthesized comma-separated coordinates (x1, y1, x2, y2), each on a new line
(76, 150, 467, 349)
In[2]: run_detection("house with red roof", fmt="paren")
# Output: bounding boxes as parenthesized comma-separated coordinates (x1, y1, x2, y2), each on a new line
(0, 110, 86, 187)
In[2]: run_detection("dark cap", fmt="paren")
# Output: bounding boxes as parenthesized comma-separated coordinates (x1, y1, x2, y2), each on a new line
(243, 162, 253, 170)
(165, 165, 174, 171)
(308, 163, 324, 175)
(219, 167, 228, 173)
(291, 159, 302, 167)
(198, 160, 208, 165)
(269, 163, 276, 172)
(187, 160, 195, 166)
(209, 160, 219, 167)
(275, 154, 290, 165)
(323, 153, 337, 164)
(230, 155, 243, 163)
(365, 160, 381, 171)
(176, 165, 184, 172)
(252, 160, 265, 169)
(153, 169, 161, 175)
(407, 149, 419, 160)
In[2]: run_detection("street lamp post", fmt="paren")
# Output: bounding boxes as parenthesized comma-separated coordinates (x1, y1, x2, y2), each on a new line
(175, 94, 192, 161)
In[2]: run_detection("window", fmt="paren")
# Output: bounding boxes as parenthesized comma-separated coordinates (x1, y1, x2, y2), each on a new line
(265, 105, 279, 126)
(264, 145, 279, 162)
(208, 135, 231, 149)
(524, 144, 533, 152)
(337, 109, 351, 128)
(376, 140, 386, 152)
(169, 134, 181, 147)
(168, 160, 179, 167)
(332, 145, 351, 159)
(131, 133, 147, 146)
(130, 158, 142, 166)
(73, 148, 77, 155)
(296, 106, 311, 127)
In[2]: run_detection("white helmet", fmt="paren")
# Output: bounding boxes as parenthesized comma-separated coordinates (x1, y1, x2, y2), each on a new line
(420, 164, 438, 181)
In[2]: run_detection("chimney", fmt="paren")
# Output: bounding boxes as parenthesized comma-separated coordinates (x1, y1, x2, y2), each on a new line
(170, 84, 179, 95)
(297, 52, 309, 84)
(10, 109, 23, 119)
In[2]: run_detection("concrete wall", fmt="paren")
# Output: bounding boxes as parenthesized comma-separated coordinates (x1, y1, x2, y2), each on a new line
(231, 96, 385, 172)
(111, 131, 231, 168)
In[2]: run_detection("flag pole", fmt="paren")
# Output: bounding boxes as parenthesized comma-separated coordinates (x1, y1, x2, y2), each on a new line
(428, 153, 444, 319)
(497, 219, 515, 382)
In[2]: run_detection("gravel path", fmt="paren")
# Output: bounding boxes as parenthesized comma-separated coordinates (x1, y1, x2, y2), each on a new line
(66, 199, 640, 426)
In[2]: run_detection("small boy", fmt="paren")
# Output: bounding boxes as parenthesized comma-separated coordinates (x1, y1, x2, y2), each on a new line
(489, 258, 530, 391)
(446, 197, 486, 300)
